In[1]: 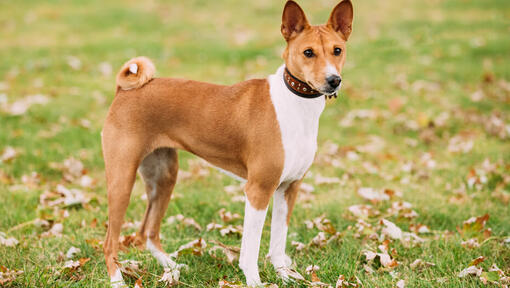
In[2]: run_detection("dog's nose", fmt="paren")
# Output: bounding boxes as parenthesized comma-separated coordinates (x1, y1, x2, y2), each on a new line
(327, 75, 341, 89)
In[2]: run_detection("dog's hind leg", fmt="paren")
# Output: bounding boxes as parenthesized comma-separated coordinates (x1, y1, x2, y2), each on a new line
(103, 132, 144, 288)
(138, 148, 184, 274)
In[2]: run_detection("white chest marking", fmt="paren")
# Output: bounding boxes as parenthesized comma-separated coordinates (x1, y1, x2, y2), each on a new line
(268, 65, 325, 183)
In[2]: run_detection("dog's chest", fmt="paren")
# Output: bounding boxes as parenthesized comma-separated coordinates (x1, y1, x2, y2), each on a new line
(269, 67, 326, 183)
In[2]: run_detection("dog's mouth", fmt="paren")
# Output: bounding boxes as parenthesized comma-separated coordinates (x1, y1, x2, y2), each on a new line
(306, 81, 341, 97)
(318, 83, 341, 97)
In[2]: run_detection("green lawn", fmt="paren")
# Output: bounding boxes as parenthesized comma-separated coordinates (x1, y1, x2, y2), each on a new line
(1, 0, 509, 287)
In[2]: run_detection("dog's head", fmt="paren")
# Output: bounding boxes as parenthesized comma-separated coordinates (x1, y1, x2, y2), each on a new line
(281, 0, 353, 96)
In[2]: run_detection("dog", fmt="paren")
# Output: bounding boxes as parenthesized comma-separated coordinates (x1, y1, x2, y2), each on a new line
(102, 0, 353, 286)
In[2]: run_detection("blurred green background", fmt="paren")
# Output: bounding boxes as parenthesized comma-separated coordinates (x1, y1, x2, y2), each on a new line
(0, 0, 509, 287)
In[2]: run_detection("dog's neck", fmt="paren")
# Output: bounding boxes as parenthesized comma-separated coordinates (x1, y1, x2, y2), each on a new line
(282, 67, 323, 99)
(269, 65, 326, 121)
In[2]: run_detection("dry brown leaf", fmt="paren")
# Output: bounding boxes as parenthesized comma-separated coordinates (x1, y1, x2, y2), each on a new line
(348, 204, 378, 219)
(2, 94, 49, 116)
(117, 259, 144, 280)
(410, 259, 435, 270)
(41, 223, 63, 238)
(291, 240, 307, 251)
(167, 214, 202, 231)
(458, 266, 482, 278)
(169, 238, 207, 258)
(0, 265, 23, 285)
(209, 240, 240, 264)
(276, 266, 305, 282)
(159, 267, 180, 287)
(469, 256, 485, 267)
(119, 232, 138, 250)
(448, 135, 474, 154)
(65, 246, 81, 259)
(461, 238, 480, 249)
(134, 277, 144, 288)
(218, 208, 242, 223)
(0, 232, 19, 247)
(457, 214, 491, 241)
(357, 187, 390, 203)
(0, 146, 18, 163)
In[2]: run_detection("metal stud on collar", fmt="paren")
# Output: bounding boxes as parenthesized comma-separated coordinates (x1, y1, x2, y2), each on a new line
(283, 67, 323, 99)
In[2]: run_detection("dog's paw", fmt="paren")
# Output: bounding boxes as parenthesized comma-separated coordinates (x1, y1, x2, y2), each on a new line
(245, 274, 262, 287)
(282, 254, 292, 267)
(241, 265, 262, 287)
(275, 266, 304, 283)
(268, 253, 293, 270)
(110, 269, 127, 288)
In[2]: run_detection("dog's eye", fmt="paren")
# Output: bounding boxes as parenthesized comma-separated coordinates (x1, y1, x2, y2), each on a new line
(333, 47, 342, 56)
(303, 49, 314, 58)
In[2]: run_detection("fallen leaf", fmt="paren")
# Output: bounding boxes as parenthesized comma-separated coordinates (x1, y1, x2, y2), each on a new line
(458, 266, 482, 278)
(117, 259, 144, 280)
(134, 277, 144, 288)
(381, 219, 403, 240)
(2, 94, 49, 115)
(275, 267, 305, 282)
(0, 146, 18, 162)
(66, 246, 81, 259)
(167, 214, 202, 231)
(209, 240, 240, 264)
(348, 204, 378, 219)
(159, 267, 180, 287)
(469, 256, 485, 267)
(0, 232, 19, 247)
(0, 265, 23, 285)
(218, 208, 242, 223)
(41, 223, 63, 238)
(169, 238, 207, 258)
(291, 240, 307, 251)
(461, 238, 480, 249)
(314, 174, 341, 185)
(66, 56, 82, 70)
(357, 187, 390, 203)
(410, 259, 435, 270)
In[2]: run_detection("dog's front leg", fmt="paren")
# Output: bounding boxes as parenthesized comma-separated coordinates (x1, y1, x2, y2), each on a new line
(268, 181, 300, 281)
(239, 181, 276, 286)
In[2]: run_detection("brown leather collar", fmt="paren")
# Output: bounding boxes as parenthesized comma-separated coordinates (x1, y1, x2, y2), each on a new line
(283, 67, 322, 98)
(283, 67, 338, 99)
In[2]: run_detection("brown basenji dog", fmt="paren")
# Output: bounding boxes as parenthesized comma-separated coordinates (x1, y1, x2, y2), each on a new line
(102, 1, 353, 286)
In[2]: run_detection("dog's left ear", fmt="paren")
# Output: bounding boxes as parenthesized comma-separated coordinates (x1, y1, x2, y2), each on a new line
(327, 0, 353, 40)
(281, 1, 310, 41)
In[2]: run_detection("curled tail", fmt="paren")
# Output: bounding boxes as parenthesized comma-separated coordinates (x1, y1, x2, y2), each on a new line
(116, 56, 155, 91)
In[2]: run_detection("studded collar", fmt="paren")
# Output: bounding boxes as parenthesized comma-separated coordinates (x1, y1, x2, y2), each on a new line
(282, 67, 323, 99)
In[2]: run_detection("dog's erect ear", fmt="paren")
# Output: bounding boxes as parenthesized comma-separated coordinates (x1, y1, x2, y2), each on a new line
(281, 1, 310, 41)
(327, 0, 353, 40)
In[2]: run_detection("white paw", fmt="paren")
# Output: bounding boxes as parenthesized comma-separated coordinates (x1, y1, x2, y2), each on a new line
(275, 266, 304, 283)
(245, 273, 262, 287)
(110, 268, 127, 288)
(269, 253, 293, 269)
(240, 264, 262, 287)
(110, 281, 128, 288)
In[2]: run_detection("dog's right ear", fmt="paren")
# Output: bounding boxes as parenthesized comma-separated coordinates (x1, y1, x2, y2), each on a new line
(281, 1, 310, 41)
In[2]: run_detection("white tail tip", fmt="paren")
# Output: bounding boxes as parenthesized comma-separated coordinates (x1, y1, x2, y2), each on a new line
(128, 63, 138, 74)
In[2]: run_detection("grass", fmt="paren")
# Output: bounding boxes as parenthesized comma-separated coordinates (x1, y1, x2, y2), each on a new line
(1, 0, 509, 287)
